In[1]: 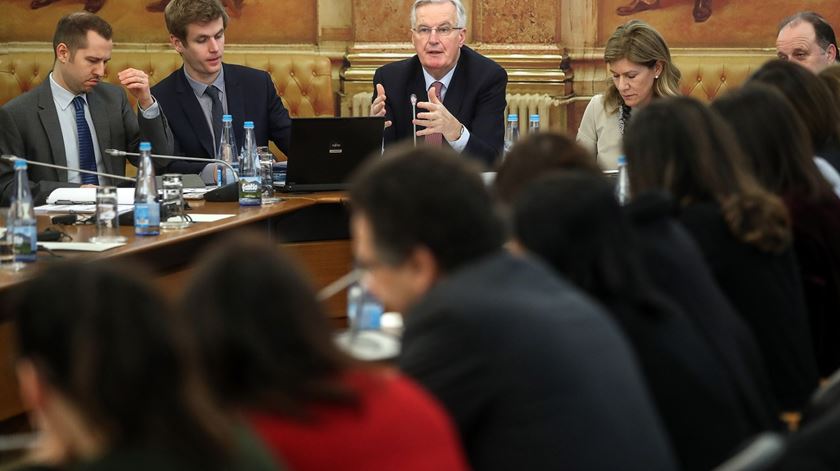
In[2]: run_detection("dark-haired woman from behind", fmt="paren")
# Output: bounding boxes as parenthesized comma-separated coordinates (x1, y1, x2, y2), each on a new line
(623, 96, 820, 411)
(511, 172, 758, 471)
(713, 84, 840, 378)
(180, 234, 469, 471)
(11, 261, 280, 471)
(749, 59, 840, 186)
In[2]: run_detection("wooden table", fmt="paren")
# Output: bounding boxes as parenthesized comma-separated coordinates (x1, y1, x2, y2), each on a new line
(0, 192, 354, 420)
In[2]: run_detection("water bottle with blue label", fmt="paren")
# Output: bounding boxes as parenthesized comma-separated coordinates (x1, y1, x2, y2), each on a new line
(134, 141, 160, 236)
(503, 113, 519, 156)
(529, 114, 540, 134)
(10, 159, 37, 262)
(216, 114, 237, 186)
(347, 282, 383, 330)
(615, 155, 630, 205)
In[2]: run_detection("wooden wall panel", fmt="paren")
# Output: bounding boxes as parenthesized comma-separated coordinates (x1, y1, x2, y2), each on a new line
(474, 0, 559, 44)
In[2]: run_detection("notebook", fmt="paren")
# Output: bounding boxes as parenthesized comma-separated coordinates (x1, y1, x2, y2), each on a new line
(281, 117, 385, 192)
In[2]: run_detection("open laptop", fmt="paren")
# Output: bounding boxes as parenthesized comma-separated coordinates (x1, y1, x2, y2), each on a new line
(281, 116, 385, 192)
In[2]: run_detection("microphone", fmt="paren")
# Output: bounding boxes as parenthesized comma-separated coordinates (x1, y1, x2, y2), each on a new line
(410, 93, 418, 148)
(104, 149, 239, 180)
(1, 154, 137, 183)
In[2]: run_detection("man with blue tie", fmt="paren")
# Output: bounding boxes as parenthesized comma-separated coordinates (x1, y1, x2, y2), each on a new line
(0, 12, 173, 205)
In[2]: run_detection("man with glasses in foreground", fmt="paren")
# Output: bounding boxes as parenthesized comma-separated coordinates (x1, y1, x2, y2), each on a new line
(370, 0, 507, 167)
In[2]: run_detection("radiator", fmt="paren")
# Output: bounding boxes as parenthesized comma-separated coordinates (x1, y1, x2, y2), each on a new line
(505, 93, 553, 131)
(350, 91, 554, 130)
(352, 91, 374, 117)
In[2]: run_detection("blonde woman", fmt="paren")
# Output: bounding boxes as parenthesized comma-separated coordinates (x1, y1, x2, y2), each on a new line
(577, 20, 681, 169)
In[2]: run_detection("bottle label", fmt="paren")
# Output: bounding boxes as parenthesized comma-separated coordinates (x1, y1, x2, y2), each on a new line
(134, 203, 160, 235)
(12, 224, 37, 262)
(239, 177, 261, 206)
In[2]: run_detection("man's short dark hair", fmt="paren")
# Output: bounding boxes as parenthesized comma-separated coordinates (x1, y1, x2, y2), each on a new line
(165, 0, 229, 43)
(349, 145, 505, 274)
(779, 11, 840, 62)
(52, 12, 112, 60)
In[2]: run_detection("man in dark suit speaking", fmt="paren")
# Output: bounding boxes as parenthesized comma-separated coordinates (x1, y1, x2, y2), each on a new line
(370, 0, 507, 167)
(349, 146, 678, 471)
(151, 0, 291, 182)
(0, 12, 173, 205)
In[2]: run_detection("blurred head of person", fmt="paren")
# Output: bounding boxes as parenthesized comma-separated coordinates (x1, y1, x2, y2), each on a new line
(493, 132, 603, 205)
(180, 233, 358, 418)
(712, 83, 832, 203)
(749, 59, 840, 155)
(819, 64, 840, 110)
(13, 261, 230, 465)
(349, 145, 505, 313)
(512, 171, 664, 315)
(603, 19, 681, 112)
(776, 11, 838, 73)
(623, 96, 791, 254)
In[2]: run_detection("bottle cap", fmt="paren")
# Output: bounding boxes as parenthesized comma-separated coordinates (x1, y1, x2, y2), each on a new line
(244, 121, 255, 129)
(139, 142, 152, 152)
(222, 114, 233, 122)
(13, 159, 26, 169)
(617, 155, 627, 165)
(507, 114, 518, 121)
(529, 114, 540, 122)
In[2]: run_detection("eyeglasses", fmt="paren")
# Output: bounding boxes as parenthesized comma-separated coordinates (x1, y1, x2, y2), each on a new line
(412, 26, 463, 38)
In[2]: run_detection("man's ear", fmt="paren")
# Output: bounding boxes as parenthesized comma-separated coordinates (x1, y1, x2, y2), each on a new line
(828, 43, 838, 63)
(170, 34, 184, 53)
(407, 245, 440, 293)
(16, 359, 47, 411)
(55, 43, 70, 64)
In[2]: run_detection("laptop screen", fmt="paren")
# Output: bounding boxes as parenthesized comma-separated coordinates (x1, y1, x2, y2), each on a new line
(284, 117, 385, 192)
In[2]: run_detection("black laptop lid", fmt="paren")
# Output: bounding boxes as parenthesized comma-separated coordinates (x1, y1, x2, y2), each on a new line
(283, 117, 385, 192)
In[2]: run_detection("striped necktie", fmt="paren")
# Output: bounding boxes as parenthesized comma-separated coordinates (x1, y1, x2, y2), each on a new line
(72, 96, 98, 184)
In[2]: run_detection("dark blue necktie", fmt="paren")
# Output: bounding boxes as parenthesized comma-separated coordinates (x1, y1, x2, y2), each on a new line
(204, 85, 224, 152)
(72, 96, 98, 184)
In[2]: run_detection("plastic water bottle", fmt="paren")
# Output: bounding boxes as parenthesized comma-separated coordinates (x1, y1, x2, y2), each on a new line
(503, 113, 519, 156)
(615, 155, 630, 205)
(134, 141, 160, 236)
(529, 114, 540, 134)
(347, 282, 383, 330)
(9, 160, 37, 262)
(238, 121, 261, 206)
(216, 114, 236, 186)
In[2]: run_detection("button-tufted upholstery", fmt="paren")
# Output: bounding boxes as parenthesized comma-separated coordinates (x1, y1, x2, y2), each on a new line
(0, 49, 335, 117)
(672, 52, 775, 102)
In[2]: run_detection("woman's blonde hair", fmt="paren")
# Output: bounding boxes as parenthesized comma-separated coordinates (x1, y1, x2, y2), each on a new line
(603, 20, 681, 113)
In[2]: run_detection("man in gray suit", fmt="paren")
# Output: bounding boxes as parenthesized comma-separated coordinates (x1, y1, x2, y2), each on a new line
(349, 145, 677, 471)
(0, 12, 172, 205)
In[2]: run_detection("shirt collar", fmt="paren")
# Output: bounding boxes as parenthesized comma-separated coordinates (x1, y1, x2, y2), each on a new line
(421, 64, 457, 94)
(49, 72, 84, 111)
(183, 66, 226, 97)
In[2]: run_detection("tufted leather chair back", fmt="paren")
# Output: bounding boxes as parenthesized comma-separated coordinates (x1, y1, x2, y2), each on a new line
(0, 49, 335, 117)
(672, 53, 774, 102)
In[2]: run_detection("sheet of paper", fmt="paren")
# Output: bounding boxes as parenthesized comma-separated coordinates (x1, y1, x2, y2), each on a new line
(170, 213, 234, 223)
(35, 204, 133, 215)
(46, 187, 135, 205)
(39, 242, 125, 252)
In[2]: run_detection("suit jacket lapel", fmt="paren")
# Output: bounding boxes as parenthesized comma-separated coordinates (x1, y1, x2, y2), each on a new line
(35, 81, 68, 181)
(224, 64, 246, 147)
(176, 67, 216, 158)
(408, 58, 427, 132)
(442, 47, 468, 119)
(86, 89, 114, 175)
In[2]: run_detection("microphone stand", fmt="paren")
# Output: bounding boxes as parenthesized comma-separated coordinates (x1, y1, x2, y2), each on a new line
(1, 155, 137, 182)
(104, 149, 239, 180)
(410, 93, 418, 148)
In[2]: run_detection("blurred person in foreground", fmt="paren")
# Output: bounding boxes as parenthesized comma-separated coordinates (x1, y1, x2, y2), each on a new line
(10, 261, 280, 471)
(180, 233, 469, 471)
(349, 144, 677, 470)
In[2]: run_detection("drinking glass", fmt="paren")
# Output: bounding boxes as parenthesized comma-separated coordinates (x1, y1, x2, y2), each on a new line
(89, 186, 127, 243)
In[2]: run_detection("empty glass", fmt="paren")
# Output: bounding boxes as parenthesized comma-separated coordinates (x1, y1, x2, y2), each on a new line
(90, 186, 127, 243)
(0, 207, 24, 272)
(257, 147, 279, 204)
